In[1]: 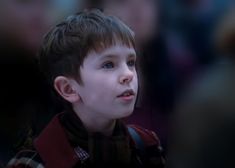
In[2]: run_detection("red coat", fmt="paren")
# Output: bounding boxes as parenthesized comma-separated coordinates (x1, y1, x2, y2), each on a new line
(7, 113, 165, 168)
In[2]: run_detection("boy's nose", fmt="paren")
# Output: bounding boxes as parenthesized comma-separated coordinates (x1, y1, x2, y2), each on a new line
(119, 68, 134, 84)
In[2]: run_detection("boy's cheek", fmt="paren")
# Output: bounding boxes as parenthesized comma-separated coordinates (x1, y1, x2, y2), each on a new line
(134, 76, 139, 89)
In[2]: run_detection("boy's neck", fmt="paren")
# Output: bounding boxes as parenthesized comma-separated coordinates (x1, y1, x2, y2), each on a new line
(73, 105, 116, 136)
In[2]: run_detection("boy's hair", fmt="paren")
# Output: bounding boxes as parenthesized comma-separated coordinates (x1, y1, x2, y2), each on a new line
(38, 9, 135, 86)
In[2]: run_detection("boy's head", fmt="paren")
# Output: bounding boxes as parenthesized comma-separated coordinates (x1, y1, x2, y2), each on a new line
(39, 10, 138, 119)
(39, 9, 135, 85)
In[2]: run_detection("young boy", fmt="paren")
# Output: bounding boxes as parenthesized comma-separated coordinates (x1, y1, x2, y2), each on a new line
(7, 10, 165, 168)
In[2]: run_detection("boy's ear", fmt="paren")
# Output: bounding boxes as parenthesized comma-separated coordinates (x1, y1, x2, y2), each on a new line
(54, 76, 80, 103)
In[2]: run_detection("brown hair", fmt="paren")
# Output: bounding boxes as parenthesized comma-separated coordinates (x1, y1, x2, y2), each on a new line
(38, 9, 135, 86)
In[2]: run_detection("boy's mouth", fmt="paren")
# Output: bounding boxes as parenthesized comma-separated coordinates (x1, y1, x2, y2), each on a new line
(117, 89, 135, 98)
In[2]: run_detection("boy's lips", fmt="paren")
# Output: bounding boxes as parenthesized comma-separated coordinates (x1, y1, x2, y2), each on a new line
(117, 89, 135, 101)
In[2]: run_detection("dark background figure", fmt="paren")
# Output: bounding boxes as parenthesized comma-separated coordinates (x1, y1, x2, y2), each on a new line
(0, 0, 56, 166)
(161, 0, 234, 87)
(168, 7, 235, 168)
(0, 0, 86, 166)
(0, 0, 86, 167)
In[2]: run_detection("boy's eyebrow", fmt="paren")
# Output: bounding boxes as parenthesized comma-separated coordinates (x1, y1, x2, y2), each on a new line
(128, 54, 137, 59)
(100, 53, 137, 60)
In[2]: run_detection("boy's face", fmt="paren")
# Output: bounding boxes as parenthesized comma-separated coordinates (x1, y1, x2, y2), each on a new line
(74, 43, 138, 120)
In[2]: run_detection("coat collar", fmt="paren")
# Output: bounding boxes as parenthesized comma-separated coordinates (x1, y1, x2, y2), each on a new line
(34, 113, 80, 168)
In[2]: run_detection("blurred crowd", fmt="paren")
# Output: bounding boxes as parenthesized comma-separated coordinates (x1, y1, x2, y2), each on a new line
(0, 0, 234, 167)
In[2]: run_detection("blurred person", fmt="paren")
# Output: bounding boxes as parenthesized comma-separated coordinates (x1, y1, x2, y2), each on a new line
(48, 0, 85, 24)
(164, 0, 226, 66)
(162, 0, 235, 86)
(0, 0, 58, 166)
(0, 0, 51, 54)
(86, 0, 158, 49)
(167, 7, 235, 168)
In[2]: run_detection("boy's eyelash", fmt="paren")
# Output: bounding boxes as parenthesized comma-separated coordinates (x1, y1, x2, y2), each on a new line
(101, 61, 115, 69)
(101, 59, 136, 69)
(127, 59, 136, 67)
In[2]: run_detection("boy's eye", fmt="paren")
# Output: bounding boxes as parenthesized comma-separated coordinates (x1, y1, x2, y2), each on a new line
(127, 60, 136, 67)
(102, 61, 114, 69)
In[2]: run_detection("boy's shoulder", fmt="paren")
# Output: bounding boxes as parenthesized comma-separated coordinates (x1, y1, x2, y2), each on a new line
(7, 150, 44, 168)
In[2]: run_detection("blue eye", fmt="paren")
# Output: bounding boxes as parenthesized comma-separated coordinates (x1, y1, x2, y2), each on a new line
(127, 60, 136, 67)
(102, 61, 114, 69)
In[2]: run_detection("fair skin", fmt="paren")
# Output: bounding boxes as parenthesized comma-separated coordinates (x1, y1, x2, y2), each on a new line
(54, 42, 138, 136)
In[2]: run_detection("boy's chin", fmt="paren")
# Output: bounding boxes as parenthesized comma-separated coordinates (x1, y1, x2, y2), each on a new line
(120, 109, 134, 118)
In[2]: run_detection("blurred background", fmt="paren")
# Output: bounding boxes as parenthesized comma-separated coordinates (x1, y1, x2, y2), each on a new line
(0, 0, 234, 167)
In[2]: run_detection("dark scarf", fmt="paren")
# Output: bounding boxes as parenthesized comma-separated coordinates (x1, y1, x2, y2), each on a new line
(60, 110, 132, 167)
